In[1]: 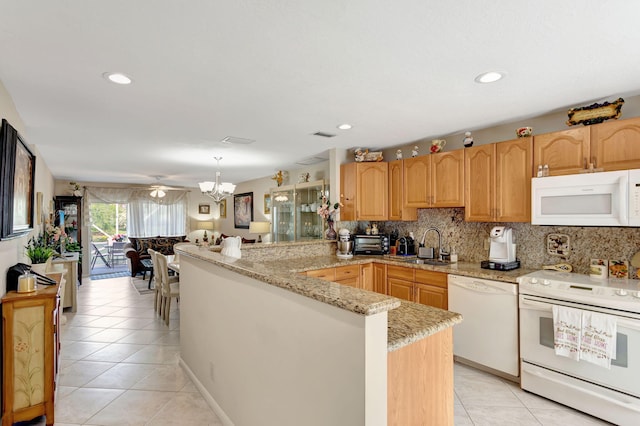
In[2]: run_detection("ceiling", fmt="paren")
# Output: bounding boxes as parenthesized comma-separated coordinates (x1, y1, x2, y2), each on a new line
(1, 1, 640, 189)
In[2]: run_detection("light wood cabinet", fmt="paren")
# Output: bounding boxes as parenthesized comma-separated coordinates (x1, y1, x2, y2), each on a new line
(335, 264, 361, 288)
(403, 150, 465, 208)
(2, 273, 62, 426)
(591, 117, 640, 171)
(340, 162, 388, 221)
(388, 160, 417, 221)
(388, 278, 414, 301)
(372, 263, 387, 295)
(414, 270, 448, 310)
(306, 268, 335, 281)
(533, 117, 640, 175)
(533, 127, 590, 176)
(465, 138, 532, 222)
(361, 263, 374, 292)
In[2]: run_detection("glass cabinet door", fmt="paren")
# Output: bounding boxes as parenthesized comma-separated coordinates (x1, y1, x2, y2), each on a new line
(271, 186, 295, 242)
(295, 181, 326, 240)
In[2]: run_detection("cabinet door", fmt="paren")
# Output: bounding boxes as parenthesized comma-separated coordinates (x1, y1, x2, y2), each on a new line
(361, 263, 373, 292)
(464, 144, 494, 222)
(415, 283, 448, 310)
(388, 160, 417, 221)
(372, 263, 387, 295)
(357, 162, 388, 220)
(388, 278, 413, 301)
(591, 117, 640, 171)
(533, 127, 590, 176)
(495, 138, 532, 222)
(403, 156, 431, 208)
(431, 149, 465, 207)
(307, 268, 335, 281)
(340, 163, 356, 221)
(335, 265, 360, 282)
(336, 277, 359, 288)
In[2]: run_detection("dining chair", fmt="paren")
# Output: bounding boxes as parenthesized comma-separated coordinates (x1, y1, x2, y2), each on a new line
(156, 252, 179, 325)
(147, 248, 162, 315)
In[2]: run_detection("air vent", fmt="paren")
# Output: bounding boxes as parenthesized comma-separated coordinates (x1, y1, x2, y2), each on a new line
(221, 136, 255, 145)
(312, 131, 336, 138)
(296, 156, 327, 166)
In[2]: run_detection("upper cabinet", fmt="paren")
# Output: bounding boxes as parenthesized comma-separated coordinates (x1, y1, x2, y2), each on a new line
(465, 138, 532, 222)
(388, 160, 417, 221)
(533, 117, 640, 175)
(403, 149, 464, 208)
(340, 162, 388, 221)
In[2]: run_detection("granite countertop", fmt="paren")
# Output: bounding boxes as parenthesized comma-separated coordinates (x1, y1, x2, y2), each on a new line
(178, 245, 525, 351)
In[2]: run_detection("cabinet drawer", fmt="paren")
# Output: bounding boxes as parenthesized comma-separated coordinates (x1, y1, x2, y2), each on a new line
(336, 276, 359, 288)
(414, 270, 448, 288)
(387, 265, 415, 281)
(335, 265, 360, 281)
(307, 268, 336, 281)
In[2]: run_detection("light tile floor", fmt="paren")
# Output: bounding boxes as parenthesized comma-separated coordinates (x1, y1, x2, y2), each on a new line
(24, 276, 613, 425)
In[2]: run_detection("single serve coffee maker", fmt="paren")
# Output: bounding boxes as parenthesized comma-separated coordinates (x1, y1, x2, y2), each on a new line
(481, 226, 520, 270)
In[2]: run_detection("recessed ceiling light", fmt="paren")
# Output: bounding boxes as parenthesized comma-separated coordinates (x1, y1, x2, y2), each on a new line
(103, 72, 132, 85)
(474, 71, 504, 84)
(337, 123, 352, 130)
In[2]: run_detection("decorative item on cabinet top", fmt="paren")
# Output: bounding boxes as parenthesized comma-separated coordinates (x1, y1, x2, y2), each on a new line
(566, 97, 624, 126)
(430, 139, 446, 153)
(354, 147, 383, 162)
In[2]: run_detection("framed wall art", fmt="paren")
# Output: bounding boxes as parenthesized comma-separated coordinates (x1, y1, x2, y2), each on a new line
(264, 193, 271, 214)
(234, 192, 253, 229)
(219, 199, 227, 218)
(0, 119, 35, 240)
(198, 203, 211, 215)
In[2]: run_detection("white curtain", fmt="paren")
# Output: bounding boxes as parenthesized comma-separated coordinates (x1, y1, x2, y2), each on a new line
(84, 187, 188, 237)
(128, 190, 188, 237)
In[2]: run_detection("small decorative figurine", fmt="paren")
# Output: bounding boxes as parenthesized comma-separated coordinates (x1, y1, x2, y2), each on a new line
(396, 149, 403, 160)
(272, 170, 285, 187)
(411, 146, 419, 157)
(354, 148, 368, 162)
(430, 139, 446, 153)
(463, 131, 474, 148)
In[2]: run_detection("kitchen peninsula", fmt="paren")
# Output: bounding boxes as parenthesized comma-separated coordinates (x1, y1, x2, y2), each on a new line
(175, 242, 462, 426)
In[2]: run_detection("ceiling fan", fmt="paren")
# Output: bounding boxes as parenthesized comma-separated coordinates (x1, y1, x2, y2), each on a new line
(147, 176, 184, 199)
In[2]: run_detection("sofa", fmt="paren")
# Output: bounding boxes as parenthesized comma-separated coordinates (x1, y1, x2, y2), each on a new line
(124, 236, 187, 277)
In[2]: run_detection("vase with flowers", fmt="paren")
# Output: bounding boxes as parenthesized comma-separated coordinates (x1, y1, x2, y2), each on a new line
(25, 233, 55, 265)
(317, 196, 342, 240)
(111, 234, 126, 242)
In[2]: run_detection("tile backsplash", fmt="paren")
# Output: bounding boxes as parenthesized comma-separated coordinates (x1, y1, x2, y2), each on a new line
(339, 208, 640, 276)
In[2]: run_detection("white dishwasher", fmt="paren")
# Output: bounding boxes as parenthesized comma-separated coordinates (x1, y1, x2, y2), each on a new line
(448, 274, 519, 377)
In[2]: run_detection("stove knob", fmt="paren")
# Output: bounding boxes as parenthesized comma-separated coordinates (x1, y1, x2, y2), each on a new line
(530, 278, 538, 285)
(616, 289, 628, 296)
(542, 279, 551, 286)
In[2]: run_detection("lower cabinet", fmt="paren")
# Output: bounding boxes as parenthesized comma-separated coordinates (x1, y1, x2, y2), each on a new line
(307, 265, 362, 289)
(2, 273, 62, 426)
(387, 265, 448, 310)
(372, 263, 387, 294)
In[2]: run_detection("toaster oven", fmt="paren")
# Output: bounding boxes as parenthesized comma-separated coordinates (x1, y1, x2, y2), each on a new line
(353, 235, 389, 255)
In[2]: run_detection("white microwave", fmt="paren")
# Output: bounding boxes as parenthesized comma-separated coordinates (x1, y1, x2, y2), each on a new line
(531, 169, 640, 226)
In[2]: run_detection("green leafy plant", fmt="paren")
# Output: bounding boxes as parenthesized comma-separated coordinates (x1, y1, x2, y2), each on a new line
(25, 234, 55, 263)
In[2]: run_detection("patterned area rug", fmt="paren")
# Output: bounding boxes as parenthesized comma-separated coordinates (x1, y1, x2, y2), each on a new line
(130, 276, 155, 295)
(90, 271, 131, 280)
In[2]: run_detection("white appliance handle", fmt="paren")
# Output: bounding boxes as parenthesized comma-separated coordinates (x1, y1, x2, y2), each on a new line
(450, 280, 515, 295)
(520, 296, 640, 331)
(619, 174, 629, 225)
(523, 364, 640, 411)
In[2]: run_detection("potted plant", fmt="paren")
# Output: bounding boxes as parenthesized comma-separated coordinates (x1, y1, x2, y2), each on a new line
(25, 233, 55, 264)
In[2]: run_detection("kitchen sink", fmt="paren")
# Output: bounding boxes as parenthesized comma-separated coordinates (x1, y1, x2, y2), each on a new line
(400, 258, 450, 266)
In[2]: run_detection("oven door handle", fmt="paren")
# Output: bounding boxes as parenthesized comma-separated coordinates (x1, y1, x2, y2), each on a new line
(519, 297, 552, 311)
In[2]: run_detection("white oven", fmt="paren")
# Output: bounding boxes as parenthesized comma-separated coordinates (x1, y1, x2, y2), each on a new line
(518, 271, 640, 425)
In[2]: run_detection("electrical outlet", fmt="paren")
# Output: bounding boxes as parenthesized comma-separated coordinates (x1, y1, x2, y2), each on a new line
(483, 238, 490, 251)
(209, 362, 215, 382)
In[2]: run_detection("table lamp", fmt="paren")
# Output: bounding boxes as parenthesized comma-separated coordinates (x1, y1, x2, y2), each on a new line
(197, 221, 215, 243)
(249, 221, 271, 243)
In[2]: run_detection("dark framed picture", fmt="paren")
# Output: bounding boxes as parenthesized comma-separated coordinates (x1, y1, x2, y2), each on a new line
(234, 192, 253, 229)
(198, 203, 210, 215)
(0, 119, 35, 240)
(219, 199, 227, 218)
(264, 193, 271, 214)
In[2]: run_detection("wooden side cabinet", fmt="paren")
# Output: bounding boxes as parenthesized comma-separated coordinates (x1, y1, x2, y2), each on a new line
(340, 162, 389, 221)
(2, 273, 62, 426)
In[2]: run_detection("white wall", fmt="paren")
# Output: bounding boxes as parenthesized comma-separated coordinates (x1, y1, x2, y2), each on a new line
(0, 80, 55, 295)
(179, 254, 387, 426)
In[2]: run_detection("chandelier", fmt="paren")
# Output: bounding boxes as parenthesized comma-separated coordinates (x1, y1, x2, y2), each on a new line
(199, 157, 236, 203)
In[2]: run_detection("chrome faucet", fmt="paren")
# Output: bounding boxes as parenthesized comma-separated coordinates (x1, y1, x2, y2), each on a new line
(420, 227, 444, 260)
